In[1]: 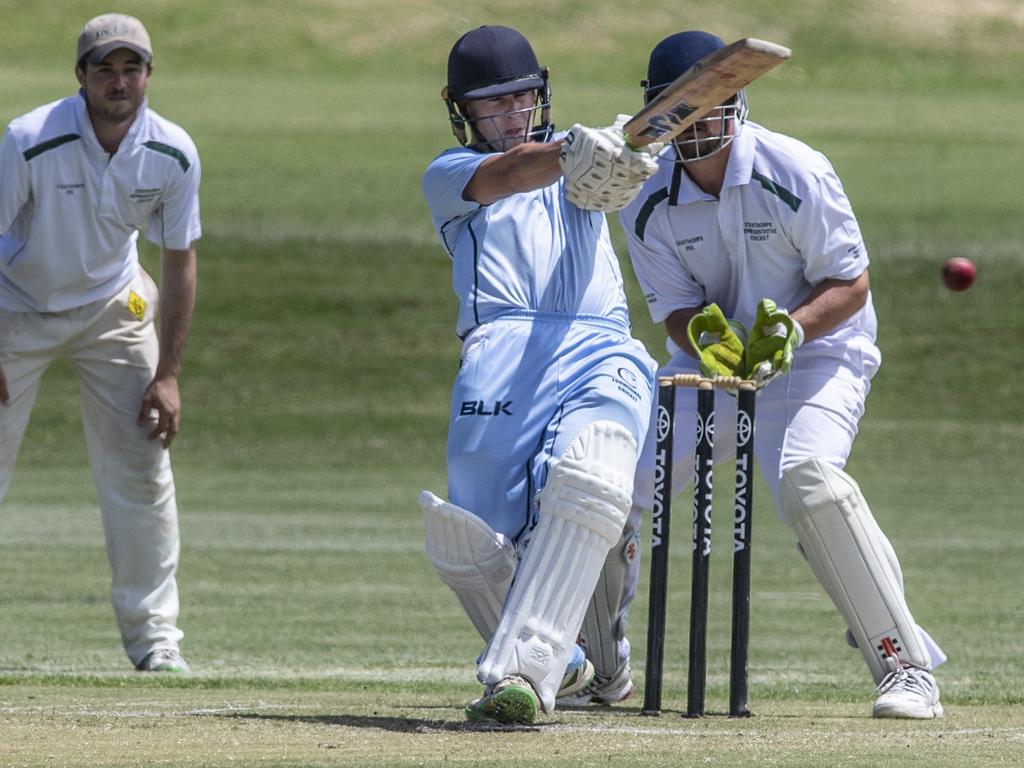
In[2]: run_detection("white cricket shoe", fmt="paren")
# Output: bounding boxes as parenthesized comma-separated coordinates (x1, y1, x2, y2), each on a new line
(557, 661, 634, 706)
(136, 649, 191, 675)
(872, 665, 943, 719)
(465, 675, 540, 725)
(557, 645, 596, 700)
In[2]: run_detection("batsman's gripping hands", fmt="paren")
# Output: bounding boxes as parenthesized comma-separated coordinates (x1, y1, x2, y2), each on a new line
(746, 298, 804, 385)
(687, 303, 748, 378)
(559, 115, 662, 212)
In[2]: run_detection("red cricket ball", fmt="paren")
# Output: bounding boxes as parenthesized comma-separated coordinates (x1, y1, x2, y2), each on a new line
(941, 257, 976, 292)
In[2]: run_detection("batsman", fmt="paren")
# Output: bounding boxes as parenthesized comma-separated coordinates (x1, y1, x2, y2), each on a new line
(620, 31, 946, 718)
(419, 25, 662, 724)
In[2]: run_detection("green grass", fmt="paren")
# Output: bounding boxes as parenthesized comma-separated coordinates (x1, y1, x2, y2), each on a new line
(2, 0, 1023, 765)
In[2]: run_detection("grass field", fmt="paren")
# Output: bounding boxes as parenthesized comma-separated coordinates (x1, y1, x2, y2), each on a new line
(1, 1, 1023, 765)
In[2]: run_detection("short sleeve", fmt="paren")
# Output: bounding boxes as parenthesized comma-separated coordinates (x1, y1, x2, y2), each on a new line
(0, 127, 30, 234)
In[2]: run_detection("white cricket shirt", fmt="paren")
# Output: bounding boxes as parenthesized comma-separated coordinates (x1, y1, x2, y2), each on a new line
(620, 121, 878, 361)
(423, 140, 631, 339)
(0, 92, 201, 312)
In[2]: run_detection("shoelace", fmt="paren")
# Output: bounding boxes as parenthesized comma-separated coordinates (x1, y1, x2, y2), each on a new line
(876, 667, 932, 698)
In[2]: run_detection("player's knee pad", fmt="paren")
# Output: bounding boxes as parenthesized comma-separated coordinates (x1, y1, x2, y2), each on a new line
(580, 504, 642, 677)
(780, 458, 930, 682)
(477, 421, 637, 713)
(419, 490, 516, 643)
(539, 419, 637, 543)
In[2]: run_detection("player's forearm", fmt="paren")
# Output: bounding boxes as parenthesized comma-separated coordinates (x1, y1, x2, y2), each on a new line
(792, 272, 870, 342)
(154, 246, 197, 379)
(463, 140, 565, 205)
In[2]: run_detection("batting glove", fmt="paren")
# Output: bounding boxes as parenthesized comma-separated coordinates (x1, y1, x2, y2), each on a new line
(612, 113, 666, 156)
(687, 303, 748, 378)
(746, 298, 804, 385)
(560, 120, 661, 212)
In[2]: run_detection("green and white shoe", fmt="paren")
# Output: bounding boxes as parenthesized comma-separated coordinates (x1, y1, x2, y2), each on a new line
(136, 649, 191, 674)
(557, 646, 596, 699)
(465, 675, 539, 725)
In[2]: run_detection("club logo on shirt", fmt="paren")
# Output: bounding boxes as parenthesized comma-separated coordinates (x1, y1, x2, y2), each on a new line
(613, 367, 642, 402)
(744, 221, 777, 242)
(675, 235, 704, 252)
(459, 400, 514, 416)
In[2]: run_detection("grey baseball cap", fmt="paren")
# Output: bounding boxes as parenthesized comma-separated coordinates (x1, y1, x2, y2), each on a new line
(77, 13, 153, 66)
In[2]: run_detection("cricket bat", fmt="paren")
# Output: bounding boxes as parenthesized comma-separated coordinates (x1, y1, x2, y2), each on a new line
(623, 38, 791, 148)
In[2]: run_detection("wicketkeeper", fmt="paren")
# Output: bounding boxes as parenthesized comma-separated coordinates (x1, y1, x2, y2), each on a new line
(419, 25, 661, 724)
(621, 31, 946, 718)
(0, 14, 199, 673)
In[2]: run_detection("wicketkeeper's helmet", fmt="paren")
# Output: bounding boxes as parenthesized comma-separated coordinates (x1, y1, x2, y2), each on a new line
(442, 25, 553, 150)
(642, 31, 748, 163)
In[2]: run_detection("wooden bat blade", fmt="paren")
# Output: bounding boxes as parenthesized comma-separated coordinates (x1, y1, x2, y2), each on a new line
(624, 38, 791, 148)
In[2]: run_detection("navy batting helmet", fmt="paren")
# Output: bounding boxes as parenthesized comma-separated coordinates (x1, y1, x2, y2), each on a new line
(446, 25, 545, 100)
(642, 31, 747, 163)
(442, 26, 552, 150)
(643, 31, 725, 103)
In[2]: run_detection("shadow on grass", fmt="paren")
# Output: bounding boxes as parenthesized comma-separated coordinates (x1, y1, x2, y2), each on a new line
(217, 711, 544, 732)
(218, 702, 777, 732)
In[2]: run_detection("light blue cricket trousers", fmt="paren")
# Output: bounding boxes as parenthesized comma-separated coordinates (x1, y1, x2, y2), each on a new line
(446, 312, 656, 545)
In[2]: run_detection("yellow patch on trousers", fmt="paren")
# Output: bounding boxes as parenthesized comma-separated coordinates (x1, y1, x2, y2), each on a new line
(127, 290, 147, 320)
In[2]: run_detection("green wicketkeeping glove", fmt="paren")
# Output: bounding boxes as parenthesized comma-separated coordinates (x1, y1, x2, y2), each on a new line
(746, 298, 805, 385)
(686, 304, 748, 378)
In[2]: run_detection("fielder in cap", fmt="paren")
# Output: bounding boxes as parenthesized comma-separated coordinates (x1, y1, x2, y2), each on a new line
(0, 13, 200, 674)
(420, 25, 661, 724)
(620, 31, 946, 718)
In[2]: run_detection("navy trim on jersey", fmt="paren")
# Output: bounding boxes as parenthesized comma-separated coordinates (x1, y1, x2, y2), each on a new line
(23, 134, 81, 161)
(634, 187, 670, 241)
(751, 169, 801, 212)
(143, 140, 190, 172)
(439, 218, 459, 259)
(467, 219, 481, 329)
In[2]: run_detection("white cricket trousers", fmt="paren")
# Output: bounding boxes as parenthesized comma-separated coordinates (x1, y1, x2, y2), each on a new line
(0, 268, 183, 665)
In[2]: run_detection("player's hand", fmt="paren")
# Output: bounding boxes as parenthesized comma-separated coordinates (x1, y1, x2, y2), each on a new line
(746, 298, 804, 385)
(0, 366, 8, 405)
(559, 122, 660, 212)
(687, 303, 748, 378)
(138, 374, 182, 448)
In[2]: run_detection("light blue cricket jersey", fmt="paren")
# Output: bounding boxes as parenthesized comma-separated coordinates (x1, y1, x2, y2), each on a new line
(422, 142, 631, 339)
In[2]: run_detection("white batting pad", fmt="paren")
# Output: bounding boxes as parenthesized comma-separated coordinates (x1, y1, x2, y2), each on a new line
(420, 490, 517, 643)
(579, 504, 642, 678)
(477, 421, 637, 712)
(780, 459, 935, 682)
